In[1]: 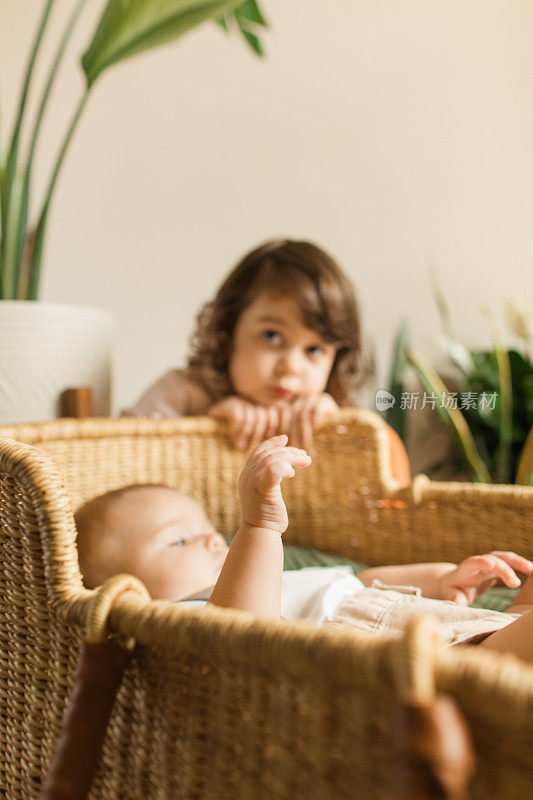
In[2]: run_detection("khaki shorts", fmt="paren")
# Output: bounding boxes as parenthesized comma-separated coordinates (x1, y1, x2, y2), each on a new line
(327, 580, 520, 646)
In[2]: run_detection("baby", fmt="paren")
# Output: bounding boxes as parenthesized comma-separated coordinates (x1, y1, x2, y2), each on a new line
(75, 436, 533, 662)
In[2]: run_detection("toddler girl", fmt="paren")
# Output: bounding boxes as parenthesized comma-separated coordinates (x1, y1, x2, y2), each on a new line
(125, 239, 409, 482)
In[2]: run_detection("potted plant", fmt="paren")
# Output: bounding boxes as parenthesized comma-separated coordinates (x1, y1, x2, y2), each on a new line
(0, 0, 267, 423)
(382, 283, 533, 485)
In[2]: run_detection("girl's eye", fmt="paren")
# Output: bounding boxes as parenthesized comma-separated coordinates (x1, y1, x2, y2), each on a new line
(169, 538, 187, 547)
(261, 329, 282, 345)
(306, 345, 325, 359)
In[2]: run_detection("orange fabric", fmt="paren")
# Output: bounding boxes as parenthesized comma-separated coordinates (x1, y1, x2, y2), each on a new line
(385, 425, 411, 486)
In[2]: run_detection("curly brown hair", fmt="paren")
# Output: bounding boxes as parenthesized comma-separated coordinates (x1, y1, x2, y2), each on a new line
(187, 239, 365, 405)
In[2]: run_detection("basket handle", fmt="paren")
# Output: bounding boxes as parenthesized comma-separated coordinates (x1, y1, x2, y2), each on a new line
(390, 615, 475, 800)
(38, 575, 150, 800)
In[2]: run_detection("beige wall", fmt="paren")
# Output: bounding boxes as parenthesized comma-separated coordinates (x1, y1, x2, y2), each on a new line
(1, 0, 532, 412)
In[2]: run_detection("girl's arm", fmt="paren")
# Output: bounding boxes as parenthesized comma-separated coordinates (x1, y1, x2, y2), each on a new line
(208, 435, 311, 616)
(122, 369, 211, 418)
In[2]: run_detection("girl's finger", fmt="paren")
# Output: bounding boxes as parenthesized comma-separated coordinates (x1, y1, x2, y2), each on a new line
(313, 394, 338, 430)
(289, 399, 313, 449)
(289, 400, 304, 447)
(264, 406, 279, 439)
(228, 404, 246, 448)
(248, 407, 268, 450)
(237, 404, 257, 450)
(278, 404, 293, 439)
(299, 399, 315, 448)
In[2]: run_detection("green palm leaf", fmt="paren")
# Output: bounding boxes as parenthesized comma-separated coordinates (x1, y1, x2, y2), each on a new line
(407, 350, 492, 483)
(386, 320, 409, 440)
(216, 1, 268, 56)
(481, 306, 513, 483)
(81, 0, 245, 86)
(516, 425, 533, 485)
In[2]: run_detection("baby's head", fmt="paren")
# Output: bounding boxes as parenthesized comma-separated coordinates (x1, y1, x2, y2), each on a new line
(75, 484, 228, 600)
(188, 239, 365, 406)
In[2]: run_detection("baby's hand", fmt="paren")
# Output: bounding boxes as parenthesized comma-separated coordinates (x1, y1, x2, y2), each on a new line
(238, 435, 312, 533)
(438, 551, 533, 606)
(279, 393, 339, 448)
(209, 396, 280, 451)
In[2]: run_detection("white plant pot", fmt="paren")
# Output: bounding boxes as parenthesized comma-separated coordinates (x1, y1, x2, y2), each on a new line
(0, 302, 113, 424)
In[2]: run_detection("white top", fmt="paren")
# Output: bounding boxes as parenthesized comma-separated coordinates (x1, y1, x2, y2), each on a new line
(179, 566, 364, 623)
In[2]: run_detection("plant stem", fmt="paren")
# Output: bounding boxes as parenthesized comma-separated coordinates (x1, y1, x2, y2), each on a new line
(27, 86, 91, 300)
(407, 350, 492, 483)
(516, 426, 533, 485)
(15, 0, 89, 299)
(481, 307, 513, 484)
(1, 0, 56, 279)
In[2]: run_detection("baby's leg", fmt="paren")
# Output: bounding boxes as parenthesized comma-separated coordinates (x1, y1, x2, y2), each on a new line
(479, 606, 533, 664)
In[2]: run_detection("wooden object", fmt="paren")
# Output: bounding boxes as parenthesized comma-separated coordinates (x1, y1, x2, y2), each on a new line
(60, 387, 94, 418)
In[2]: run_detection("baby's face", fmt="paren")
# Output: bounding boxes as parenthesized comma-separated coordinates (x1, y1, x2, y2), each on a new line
(104, 486, 228, 600)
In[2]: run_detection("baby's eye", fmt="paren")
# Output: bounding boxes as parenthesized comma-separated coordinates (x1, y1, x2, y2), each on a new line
(261, 329, 283, 345)
(306, 345, 325, 359)
(169, 538, 187, 547)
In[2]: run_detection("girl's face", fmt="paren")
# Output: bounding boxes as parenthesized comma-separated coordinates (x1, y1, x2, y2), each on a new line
(229, 291, 337, 406)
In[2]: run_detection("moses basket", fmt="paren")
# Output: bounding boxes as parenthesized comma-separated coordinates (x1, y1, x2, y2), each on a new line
(0, 409, 532, 799)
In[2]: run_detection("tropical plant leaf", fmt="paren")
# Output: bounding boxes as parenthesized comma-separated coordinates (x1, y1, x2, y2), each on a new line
(216, 1, 267, 55)
(506, 299, 532, 345)
(215, 12, 230, 31)
(237, 28, 263, 56)
(429, 267, 455, 341)
(1, 170, 24, 298)
(81, 0, 245, 86)
(430, 269, 477, 376)
(435, 333, 474, 376)
(481, 306, 513, 483)
(12, 0, 89, 300)
(235, 0, 268, 26)
(386, 320, 409, 441)
(1, 0, 55, 297)
(27, 89, 91, 300)
(516, 425, 533, 485)
(406, 350, 492, 483)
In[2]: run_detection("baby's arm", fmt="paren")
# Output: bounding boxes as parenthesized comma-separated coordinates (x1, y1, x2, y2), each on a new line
(358, 563, 456, 598)
(208, 436, 311, 616)
(359, 552, 532, 604)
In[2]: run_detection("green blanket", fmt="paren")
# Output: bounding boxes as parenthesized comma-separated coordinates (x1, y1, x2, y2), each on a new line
(282, 543, 517, 613)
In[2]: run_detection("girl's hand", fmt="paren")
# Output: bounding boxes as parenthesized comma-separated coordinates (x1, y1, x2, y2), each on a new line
(238, 435, 312, 533)
(279, 393, 339, 448)
(209, 396, 280, 450)
(437, 551, 533, 606)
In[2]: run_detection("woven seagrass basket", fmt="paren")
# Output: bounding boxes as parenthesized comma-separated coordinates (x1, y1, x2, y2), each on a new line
(0, 409, 532, 799)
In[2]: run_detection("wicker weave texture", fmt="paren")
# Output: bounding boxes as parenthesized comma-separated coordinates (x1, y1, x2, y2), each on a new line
(1, 410, 531, 565)
(0, 410, 532, 799)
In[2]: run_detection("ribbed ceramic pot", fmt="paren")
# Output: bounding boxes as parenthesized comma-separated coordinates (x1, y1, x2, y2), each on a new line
(0, 302, 113, 424)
